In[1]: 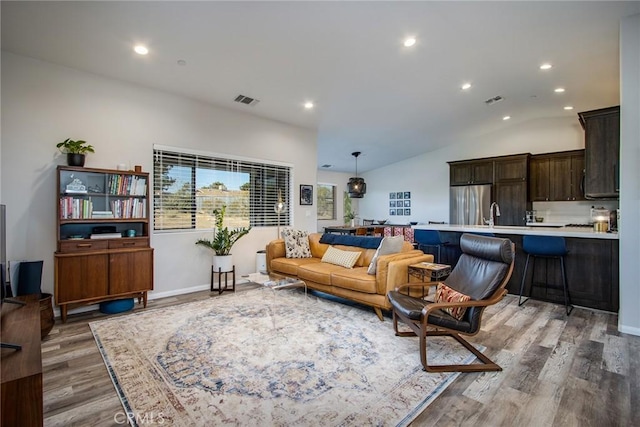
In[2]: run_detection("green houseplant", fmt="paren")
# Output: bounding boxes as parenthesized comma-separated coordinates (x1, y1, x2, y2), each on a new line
(56, 138, 95, 167)
(196, 205, 251, 271)
(343, 191, 356, 225)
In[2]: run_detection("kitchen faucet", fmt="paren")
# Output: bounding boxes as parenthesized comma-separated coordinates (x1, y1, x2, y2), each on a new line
(488, 202, 501, 228)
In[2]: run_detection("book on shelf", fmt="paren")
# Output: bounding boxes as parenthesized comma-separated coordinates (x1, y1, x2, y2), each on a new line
(92, 211, 114, 218)
(59, 196, 93, 219)
(90, 233, 122, 239)
(107, 174, 147, 196)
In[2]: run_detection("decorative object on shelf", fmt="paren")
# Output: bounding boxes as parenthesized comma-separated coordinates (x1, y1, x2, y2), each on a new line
(347, 151, 366, 198)
(65, 176, 87, 194)
(300, 184, 313, 206)
(56, 138, 95, 167)
(273, 189, 287, 238)
(195, 204, 251, 272)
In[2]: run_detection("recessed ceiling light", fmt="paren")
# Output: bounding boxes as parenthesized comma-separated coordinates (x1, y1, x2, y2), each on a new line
(503, 116, 511, 121)
(304, 102, 314, 109)
(540, 63, 553, 70)
(134, 45, 148, 55)
(564, 106, 574, 110)
(403, 37, 416, 47)
(461, 83, 472, 90)
(554, 87, 566, 93)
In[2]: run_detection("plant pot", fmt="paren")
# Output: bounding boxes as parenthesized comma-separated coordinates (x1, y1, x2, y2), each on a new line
(213, 255, 233, 272)
(67, 153, 86, 167)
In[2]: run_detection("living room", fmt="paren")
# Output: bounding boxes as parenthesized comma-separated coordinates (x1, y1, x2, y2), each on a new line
(1, 2, 639, 426)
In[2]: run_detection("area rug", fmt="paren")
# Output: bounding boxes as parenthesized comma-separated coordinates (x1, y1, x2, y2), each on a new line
(90, 287, 481, 426)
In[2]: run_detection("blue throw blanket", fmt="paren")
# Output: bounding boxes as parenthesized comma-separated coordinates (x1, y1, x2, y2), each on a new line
(319, 233, 383, 249)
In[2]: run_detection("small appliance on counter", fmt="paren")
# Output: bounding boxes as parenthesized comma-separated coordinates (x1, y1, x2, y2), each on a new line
(590, 207, 611, 232)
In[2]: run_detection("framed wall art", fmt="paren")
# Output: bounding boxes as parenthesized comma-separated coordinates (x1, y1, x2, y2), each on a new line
(300, 184, 313, 205)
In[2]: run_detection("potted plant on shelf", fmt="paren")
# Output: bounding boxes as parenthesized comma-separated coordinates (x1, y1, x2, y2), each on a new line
(56, 138, 95, 167)
(195, 205, 251, 272)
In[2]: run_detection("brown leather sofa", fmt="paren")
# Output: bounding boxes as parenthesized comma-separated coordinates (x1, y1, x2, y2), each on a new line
(266, 232, 433, 320)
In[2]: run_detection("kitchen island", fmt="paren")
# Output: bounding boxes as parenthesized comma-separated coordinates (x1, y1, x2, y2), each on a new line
(413, 224, 619, 312)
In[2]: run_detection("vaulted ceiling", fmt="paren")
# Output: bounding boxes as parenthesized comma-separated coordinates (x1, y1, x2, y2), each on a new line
(2, 1, 638, 172)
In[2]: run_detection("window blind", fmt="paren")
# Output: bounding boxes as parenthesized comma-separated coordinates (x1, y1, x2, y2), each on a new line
(153, 148, 291, 231)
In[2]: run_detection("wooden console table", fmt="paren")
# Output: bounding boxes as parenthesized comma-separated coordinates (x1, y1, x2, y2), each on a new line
(1, 294, 44, 427)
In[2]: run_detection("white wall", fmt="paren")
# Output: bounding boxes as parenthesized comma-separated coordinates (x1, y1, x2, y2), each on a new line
(0, 52, 317, 307)
(618, 14, 640, 335)
(358, 116, 584, 224)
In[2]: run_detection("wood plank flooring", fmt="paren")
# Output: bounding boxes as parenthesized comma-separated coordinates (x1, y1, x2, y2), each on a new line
(40, 285, 639, 426)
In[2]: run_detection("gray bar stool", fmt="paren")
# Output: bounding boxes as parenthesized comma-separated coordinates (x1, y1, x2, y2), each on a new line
(518, 235, 573, 315)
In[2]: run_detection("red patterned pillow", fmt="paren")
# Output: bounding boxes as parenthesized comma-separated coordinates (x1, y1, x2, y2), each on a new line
(435, 283, 471, 320)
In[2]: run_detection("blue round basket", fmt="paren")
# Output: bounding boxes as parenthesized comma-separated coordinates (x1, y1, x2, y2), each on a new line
(100, 298, 134, 314)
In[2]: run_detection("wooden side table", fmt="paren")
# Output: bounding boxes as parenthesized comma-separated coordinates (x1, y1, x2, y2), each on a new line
(211, 265, 235, 294)
(408, 262, 452, 283)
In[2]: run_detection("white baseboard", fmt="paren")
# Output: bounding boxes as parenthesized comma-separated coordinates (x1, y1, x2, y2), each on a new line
(618, 324, 640, 337)
(53, 279, 251, 319)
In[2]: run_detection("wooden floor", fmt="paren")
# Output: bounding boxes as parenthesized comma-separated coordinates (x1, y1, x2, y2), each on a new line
(41, 286, 639, 426)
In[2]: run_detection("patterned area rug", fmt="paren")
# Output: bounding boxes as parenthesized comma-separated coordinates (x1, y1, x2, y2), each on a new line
(90, 287, 481, 426)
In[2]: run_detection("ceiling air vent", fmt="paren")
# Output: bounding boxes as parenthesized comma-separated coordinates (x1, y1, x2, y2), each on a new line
(234, 94, 260, 106)
(484, 95, 504, 106)
(321, 164, 332, 168)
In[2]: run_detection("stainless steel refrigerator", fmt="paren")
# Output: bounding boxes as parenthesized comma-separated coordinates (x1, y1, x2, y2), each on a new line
(449, 185, 492, 225)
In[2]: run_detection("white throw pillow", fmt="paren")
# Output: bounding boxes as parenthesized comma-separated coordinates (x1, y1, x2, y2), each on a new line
(282, 229, 312, 259)
(367, 235, 405, 275)
(321, 246, 361, 269)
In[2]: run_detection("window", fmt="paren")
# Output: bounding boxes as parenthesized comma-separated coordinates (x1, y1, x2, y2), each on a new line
(153, 147, 291, 231)
(317, 184, 336, 220)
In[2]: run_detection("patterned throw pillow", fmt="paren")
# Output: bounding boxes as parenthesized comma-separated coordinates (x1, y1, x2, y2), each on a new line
(282, 229, 312, 259)
(435, 283, 471, 320)
(321, 246, 361, 269)
(367, 235, 405, 275)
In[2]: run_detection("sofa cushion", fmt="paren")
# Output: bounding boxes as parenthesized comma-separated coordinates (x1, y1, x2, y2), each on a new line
(435, 283, 471, 320)
(321, 246, 361, 269)
(331, 268, 377, 294)
(319, 234, 383, 249)
(282, 229, 312, 258)
(367, 235, 405, 275)
(270, 257, 320, 276)
(298, 262, 346, 286)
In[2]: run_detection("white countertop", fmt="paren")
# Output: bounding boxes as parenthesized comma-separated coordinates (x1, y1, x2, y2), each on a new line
(413, 224, 619, 240)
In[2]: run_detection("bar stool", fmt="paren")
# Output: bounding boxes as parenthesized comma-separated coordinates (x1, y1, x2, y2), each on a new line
(518, 235, 573, 315)
(414, 229, 449, 264)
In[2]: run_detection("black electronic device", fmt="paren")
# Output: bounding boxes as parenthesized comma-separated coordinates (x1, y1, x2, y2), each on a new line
(92, 225, 117, 234)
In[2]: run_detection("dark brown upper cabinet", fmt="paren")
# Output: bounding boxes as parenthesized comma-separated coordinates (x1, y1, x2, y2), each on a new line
(578, 106, 620, 199)
(449, 160, 493, 185)
(529, 150, 585, 202)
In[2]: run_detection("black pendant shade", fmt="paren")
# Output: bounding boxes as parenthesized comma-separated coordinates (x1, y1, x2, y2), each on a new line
(347, 151, 366, 198)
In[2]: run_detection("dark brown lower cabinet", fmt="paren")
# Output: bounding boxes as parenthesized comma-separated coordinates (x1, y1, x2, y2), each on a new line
(442, 232, 619, 312)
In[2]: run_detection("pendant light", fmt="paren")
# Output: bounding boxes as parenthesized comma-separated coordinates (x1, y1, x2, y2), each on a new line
(347, 151, 366, 198)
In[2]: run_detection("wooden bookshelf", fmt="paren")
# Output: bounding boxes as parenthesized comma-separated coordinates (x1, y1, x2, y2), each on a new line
(54, 166, 154, 322)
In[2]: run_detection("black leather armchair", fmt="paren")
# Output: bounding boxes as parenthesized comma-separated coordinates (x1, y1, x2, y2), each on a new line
(387, 233, 515, 372)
